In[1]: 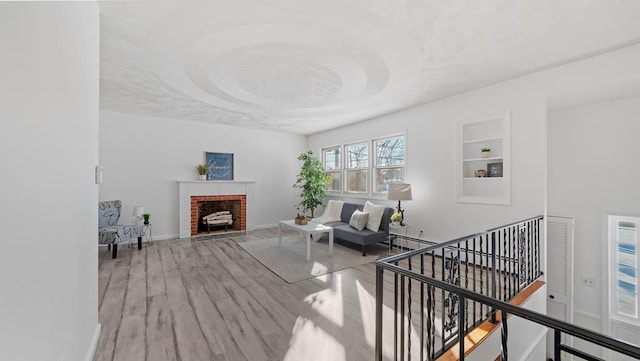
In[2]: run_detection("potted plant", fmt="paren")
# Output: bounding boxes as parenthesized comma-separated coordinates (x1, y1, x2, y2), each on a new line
(481, 147, 491, 158)
(293, 150, 331, 218)
(196, 164, 209, 180)
(142, 213, 150, 224)
(390, 212, 402, 226)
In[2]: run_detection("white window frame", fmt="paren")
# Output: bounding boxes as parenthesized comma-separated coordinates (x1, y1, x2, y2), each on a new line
(609, 214, 640, 326)
(321, 145, 342, 194)
(320, 133, 406, 198)
(344, 141, 370, 194)
(372, 134, 406, 196)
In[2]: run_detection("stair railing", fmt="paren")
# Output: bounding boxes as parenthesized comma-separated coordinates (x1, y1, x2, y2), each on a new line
(374, 216, 640, 360)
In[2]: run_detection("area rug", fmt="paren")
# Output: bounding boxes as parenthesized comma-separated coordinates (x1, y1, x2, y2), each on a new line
(239, 235, 379, 283)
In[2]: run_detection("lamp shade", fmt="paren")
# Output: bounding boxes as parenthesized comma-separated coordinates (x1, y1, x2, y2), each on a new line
(387, 183, 412, 201)
(132, 206, 145, 217)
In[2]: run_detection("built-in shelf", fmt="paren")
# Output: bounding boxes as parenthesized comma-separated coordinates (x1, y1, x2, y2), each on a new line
(457, 112, 511, 205)
(462, 137, 503, 144)
(463, 157, 503, 162)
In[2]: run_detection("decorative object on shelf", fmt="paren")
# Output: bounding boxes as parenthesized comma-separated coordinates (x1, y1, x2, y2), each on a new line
(474, 169, 487, 178)
(196, 164, 209, 180)
(293, 150, 331, 218)
(143, 213, 150, 225)
(488, 162, 503, 177)
(388, 183, 412, 226)
(481, 147, 491, 158)
(132, 206, 145, 225)
(205, 152, 234, 180)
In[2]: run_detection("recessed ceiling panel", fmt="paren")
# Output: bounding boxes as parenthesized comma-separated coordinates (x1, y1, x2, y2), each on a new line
(99, 0, 640, 134)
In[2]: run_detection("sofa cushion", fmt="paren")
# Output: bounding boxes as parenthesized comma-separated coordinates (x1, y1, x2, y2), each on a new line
(349, 210, 369, 231)
(340, 203, 361, 223)
(363, 201, 385, 232)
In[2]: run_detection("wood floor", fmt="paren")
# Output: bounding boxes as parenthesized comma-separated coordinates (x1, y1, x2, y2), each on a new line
(94, 228, 406, 361)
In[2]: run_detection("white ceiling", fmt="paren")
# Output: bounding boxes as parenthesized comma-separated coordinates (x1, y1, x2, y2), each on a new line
(99, 0, 640, 135)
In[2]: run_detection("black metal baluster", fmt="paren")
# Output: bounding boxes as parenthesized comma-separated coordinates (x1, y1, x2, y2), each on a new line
(394, 261, 398, 360)
(425, 282, 432, 361)
(420, 254, 424, 361)
(375, 266, 383, 361)
(441, 250, 446, 348)
(554, 329, 561, 361)
(503, 229, 507, 301)
(497, 229, 502, 301)
(408, 257, 412, 361)
(528, 220, 532, 284)
(491, 231, 498, 322)
(464, 240, 469, 328)
(501, 310, 508, 361)
(473, 237, 477, 324)
(458, 294, 466, 361)
(401, 274, 405, 361)
(480, 235, 484, 317)
(511, 225, 516, 299)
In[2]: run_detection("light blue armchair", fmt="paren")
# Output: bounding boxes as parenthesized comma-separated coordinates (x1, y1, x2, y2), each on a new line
(98, 200, 143, 258)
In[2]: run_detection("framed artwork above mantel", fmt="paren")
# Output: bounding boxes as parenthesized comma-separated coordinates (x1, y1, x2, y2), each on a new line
(205, 152, 234, 180)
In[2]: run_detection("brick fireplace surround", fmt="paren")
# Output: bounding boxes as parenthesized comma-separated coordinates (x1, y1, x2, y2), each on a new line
(178, 180, 255, 239)
(190, 195, 246, 236)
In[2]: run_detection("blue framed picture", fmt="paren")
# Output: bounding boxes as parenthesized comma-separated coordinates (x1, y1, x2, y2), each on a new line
(205, 152, 234, 180)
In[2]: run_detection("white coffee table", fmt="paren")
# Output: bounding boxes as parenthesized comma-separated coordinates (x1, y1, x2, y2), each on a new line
(278, 220, 334, 261)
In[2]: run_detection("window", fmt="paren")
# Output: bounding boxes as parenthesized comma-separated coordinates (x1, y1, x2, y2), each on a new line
(345, 142, 368, 193)
(373, 135, 405, 194)
(609, 215, 640, 324)
(322, 146, 341, 192)
(321, 133, 405, 197)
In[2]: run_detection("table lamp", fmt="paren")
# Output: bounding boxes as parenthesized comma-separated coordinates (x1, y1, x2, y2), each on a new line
(387, 183, 412, 226)
(132, 206, 145, 225)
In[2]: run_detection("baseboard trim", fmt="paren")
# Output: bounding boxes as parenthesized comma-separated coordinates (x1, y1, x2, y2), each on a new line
(254, 223, 277, 229)
(84, 323, 101, 361)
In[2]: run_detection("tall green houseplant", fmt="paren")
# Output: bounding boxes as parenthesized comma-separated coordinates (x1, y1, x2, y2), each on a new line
(293, 150, 330, 218)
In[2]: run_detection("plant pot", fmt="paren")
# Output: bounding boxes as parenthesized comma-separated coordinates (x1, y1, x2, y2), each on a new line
(391, 221, 401, 228)
(198, 174, 207, 181)
(295, 218, 308, 225)
(481, 151, 490, 158)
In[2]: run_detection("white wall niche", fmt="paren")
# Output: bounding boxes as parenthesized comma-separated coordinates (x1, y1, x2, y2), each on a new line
(457, 111, 511, 205)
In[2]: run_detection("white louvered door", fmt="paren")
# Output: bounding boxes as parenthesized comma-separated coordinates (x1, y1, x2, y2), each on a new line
(546, 216, 574, 360)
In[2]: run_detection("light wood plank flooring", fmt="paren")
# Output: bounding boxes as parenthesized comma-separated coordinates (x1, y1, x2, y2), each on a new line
(95, 228, 409, 361)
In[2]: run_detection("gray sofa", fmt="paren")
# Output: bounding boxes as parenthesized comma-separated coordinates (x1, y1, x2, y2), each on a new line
(324, 202, 394, 256)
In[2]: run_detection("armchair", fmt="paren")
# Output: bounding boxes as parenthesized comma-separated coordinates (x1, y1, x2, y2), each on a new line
(98, 200, 143, 258)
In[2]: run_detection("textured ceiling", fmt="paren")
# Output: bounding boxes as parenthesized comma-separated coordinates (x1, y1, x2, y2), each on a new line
(99, 0, 640, 135)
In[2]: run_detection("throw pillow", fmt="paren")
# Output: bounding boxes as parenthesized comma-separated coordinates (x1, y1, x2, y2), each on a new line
(349, 210, 370, 231)
(363, 201, 385, 232)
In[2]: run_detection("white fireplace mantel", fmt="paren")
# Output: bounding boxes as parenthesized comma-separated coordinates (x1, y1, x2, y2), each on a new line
(177, 180, 256, 238)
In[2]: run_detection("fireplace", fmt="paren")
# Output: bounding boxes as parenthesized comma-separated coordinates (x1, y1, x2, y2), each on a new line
(190, 195, 246, 236)
(178, 180, 255, 238)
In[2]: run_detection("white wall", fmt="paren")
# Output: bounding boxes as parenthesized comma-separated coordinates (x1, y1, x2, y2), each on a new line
(548, 96, 640, 341)
(309, 78, 547, 242)
(466, 284, 548, 361)
(309, 44, 640, 246)
(99, 111, 307, 239)
(0, 3, 100, 361)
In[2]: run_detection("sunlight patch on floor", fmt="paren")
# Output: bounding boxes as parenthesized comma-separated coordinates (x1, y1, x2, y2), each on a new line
(283, 317, 346, 361)
(303, 273, 343, 326)
(310, 261, 329, 276)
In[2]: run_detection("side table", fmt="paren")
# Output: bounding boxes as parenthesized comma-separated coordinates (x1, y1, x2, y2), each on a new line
(389, 223, 436, 253)
(129, 223, 153, 248)
(142, 223, 153, 246)
(389, 223, 409, 253)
